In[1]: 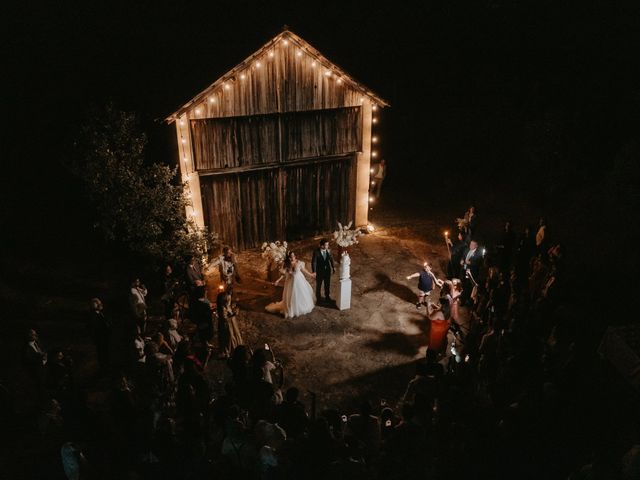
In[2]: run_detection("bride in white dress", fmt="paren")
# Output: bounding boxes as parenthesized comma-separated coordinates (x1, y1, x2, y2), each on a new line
(265, 251, 316, 318)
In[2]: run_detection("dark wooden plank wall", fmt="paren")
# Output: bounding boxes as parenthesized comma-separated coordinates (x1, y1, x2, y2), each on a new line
(200, 155, 356, 250)
(190, 107, 362, 170)
(187, 42, 367, 119)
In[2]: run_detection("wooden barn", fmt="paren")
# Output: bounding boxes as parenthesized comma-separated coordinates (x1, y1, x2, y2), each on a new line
(166, 29, 388, 250)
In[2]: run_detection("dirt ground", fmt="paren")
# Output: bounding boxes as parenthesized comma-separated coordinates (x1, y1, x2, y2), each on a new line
(205, 207, 464, 413)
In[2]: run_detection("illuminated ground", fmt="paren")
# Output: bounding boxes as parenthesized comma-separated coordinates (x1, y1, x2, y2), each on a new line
(205, 215, 468, 412)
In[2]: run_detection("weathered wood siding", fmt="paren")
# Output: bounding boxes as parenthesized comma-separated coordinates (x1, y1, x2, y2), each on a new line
(186, 42, 368, 119)
(191, 107, 362, 170)
(200, 155, 356, 250)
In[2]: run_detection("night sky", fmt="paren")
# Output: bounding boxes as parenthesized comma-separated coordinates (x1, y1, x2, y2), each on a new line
(4, 1, 640, 273)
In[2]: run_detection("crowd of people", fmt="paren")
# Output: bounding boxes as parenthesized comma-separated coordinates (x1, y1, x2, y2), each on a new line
(12, 208, 640, 479)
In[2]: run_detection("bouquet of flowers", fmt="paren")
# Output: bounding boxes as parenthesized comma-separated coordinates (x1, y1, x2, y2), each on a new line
(261, 241, 288, 265)
(333, 221, 361, 248)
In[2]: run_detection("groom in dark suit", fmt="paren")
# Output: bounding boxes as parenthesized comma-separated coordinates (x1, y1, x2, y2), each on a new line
(311, 239, 335, 303)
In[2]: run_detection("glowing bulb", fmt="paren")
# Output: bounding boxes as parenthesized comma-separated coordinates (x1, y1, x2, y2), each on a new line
(256, 61, 262, 68)
(360, 97, 365, 104)
(209, 97, 216, 103)
(181, 137, 186, 144)
(296, 50, 302, 57)
(372, 117, 378, 124)
(195, 107, 201, 115)
(240, 73, 246, 80)
(269, 51, 274, 58)
(369, 196, 375, 203)
(371, 181, 376, 186)
(372, 105, 378, 111)
(337, 78, 343, 84)
(179, 119, 185, 126)
(283, 39, 289, 46)
(224, 83, 230, 90)
(372, 151, 378, 158)
(372, 136, 378, 143)
(370, 168, 375, 174)
(324, 70, 332, 77)
(311, 60, 316, 67)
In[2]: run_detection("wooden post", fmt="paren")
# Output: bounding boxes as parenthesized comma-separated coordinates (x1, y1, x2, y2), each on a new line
(175, 114, 205, 230)
(355, 100, 372, 227)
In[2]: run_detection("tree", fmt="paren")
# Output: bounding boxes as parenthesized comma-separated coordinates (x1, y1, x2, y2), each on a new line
(71, 103, 217, 267)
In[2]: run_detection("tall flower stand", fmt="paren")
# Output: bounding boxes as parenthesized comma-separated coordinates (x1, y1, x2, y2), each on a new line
(336, 251, 352, 311)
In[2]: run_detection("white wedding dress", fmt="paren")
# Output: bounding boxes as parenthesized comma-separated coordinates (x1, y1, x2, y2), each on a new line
(266, 261, 316, 318)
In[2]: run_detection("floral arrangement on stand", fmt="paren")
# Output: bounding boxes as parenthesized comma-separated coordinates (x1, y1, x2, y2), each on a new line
(333, 221, 361, 251)
(261, 241, 288, 265)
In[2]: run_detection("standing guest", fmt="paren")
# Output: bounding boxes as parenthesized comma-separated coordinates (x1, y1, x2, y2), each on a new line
(516, 226, 536, 281)
(461, 240, 482, 305)
(447, 231, 468, 279)
(219, 246, 241, 286)
(152, 332, 174, 356)
(190, 285, 215, 346)
(133, 332, 146, 365)
(166, 318, 182, 351)
(311, 239, 336, 303)
(23, 328, 47, 397)
(129, 278, 148, 333)
(372, 159, 386, 198)
(87, 298, 111, 374)
(467, 205, 479, 241)
(535, 217, 547, 253)
(496, 221, 516, 272)
(186, 256, 204, 290)
(347, 400, 381, 458)
(275, 387, 308, 439)
(450, 279, 463, 323)
(406, 261, 444, 309)
(216, 288, 243, 358)
(161, 265, 179, 319)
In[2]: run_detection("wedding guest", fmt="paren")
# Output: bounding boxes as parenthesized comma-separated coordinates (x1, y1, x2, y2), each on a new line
(448, 231, 468, 279)
(166, 318, 183, 351)
(535, 217, 547, 253)
(186, 256, 204, 290)
(275, 387, 308, 439)
(497, 221, 516, 272)
(347, 400, 381, 458)
(87, 297, 111, 373)
(216, 288, 243, 358)
(406, 261, 444, 309)
(190, 285, 214, 346)
(460, 240, 482, 305)
(129, 278, 148, 333)
(219, 246, 241, 286)
(467, 205, 479, 241)
(161, 265, 179, 319)
(152, 332, 174, 356)
(23, 328, 47, 397)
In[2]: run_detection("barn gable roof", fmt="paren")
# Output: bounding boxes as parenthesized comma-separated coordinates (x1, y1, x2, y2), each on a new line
(165, 29, 389, 123)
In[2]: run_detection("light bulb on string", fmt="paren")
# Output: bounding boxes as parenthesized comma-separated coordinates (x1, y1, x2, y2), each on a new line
(269, 51, 274, 58)
(240, 73, 246, 80)
(283, 39, 289, 46)
(255, 61, 262, 68)
(311, 60, 316, 67)
(372, 105, 378, 111)
(224, 83, 230, 90)
(296, 50, 302, 57)
(372, 151, 378, 158)
(372, 117, 378, 124)
(372, 136, 378, 143)
(195, 107, 201, 115)
(209, 97, 216, 103)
